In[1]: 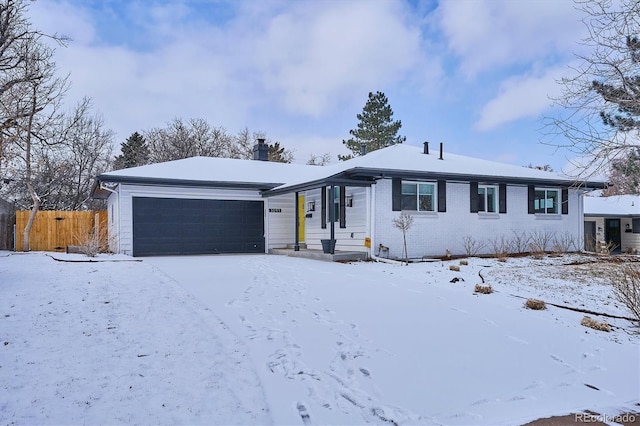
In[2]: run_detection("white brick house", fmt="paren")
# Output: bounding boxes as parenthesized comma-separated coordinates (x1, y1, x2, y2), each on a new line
(92, 142, 604, 258)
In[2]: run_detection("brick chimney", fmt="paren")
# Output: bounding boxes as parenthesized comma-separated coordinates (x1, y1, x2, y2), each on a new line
(253, 138, 269, 161)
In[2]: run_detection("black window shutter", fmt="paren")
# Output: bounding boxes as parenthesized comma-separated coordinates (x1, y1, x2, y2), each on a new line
(470, 182, 479, 213)
(437, 180, 446, 212)
(392, 178, 401, 211)
(499, 183, 507, 214)
(561, 188, 569, 214)
(633, 218, 640, 233)
(528, 185, 535, 214)
(321, 187, 327, 229)
(339, 186, 346, 228)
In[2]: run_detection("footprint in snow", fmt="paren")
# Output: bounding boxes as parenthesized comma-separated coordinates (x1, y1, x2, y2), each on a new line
(297, 402, 311, 425)
(450, 307, 468, 314)
(359, 367, 370, 378)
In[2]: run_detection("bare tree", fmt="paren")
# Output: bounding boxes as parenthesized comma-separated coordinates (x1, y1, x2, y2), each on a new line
(392, 211, 414, 264)
(0, 0, 67, 171)
(5, 40, 68, 251)
(546, 0, 640, 183)
(307, 153, 332, 166)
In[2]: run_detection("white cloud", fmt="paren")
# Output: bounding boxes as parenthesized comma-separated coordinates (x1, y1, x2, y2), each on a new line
(475, 66, 566, 131)
(251, 1, 423, 116)
(436, 0, 584, 77)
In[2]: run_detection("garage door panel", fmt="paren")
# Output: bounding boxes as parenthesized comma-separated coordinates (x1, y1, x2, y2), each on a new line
(132, 197, 265, 256)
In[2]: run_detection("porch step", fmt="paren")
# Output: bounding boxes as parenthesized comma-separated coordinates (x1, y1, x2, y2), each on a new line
(286, 243, 307, 249)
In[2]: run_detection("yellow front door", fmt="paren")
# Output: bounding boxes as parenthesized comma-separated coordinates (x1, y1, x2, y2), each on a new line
(298, 194, 305, 242)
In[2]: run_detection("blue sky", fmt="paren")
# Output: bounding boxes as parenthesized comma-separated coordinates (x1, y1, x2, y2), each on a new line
(28, 0, 592, 171)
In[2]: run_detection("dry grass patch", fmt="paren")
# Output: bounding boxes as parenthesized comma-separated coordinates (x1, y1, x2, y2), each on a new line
(460, 260, 469, 266)
(449, 265, 460, 272)
(524, 298, 547, 310)
(580, 316, 611, 332)
(474, 284, 493, 294)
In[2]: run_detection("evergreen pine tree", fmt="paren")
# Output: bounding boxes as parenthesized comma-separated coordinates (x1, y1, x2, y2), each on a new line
(114, 132, 150, 169)
(341, 91, 406, 160)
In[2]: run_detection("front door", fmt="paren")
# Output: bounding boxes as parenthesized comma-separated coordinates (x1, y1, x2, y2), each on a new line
(605, 218, 621, 252)
(584, 221, 596, 252)
(298, 194, 305, 242)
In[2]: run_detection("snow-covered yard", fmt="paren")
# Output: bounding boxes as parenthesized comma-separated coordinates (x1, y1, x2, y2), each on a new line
(1, 252, 638, 425)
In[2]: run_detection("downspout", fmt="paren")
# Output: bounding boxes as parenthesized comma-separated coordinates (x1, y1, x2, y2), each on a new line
(578, 188, 585, 252)
(99, 181, 120, 254)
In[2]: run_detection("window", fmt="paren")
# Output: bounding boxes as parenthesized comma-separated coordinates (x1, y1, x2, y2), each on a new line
(401, 181, 435, 212)
(478, 185, 497, 213)
(307, 201, 315, 212)
(534, 189, 559, 214)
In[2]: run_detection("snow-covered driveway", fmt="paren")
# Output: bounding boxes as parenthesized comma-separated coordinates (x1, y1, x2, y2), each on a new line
(148, 254, 639, 426)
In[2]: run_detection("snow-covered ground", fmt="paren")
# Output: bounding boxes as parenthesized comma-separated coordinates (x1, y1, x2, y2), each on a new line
(1, 251, 638, 425)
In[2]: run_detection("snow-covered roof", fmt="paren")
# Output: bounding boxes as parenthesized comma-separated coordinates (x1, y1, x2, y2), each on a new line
(267, 144, 605, 194)
(97, 156, 320, 187)
(584, 194, 640, 216)
(94, 144, 606, 198)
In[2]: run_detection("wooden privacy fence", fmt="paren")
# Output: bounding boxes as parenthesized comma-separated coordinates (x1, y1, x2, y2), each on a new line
(15, 210, 107, 252)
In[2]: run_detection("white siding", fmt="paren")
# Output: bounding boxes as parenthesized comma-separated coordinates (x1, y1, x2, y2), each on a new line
(266, 194, 295, 249)
(588, 216, 640, 253)
(303, 187, 369, 253)
(107, 190, 119, 253)
(116, 184, 264, 256)
(373, 179, 584, 258)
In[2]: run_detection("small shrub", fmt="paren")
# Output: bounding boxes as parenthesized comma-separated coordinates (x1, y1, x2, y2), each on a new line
(449, 265, 460, 272)
(599, 240, 619, 256)
(552, 231, 578, 254)
(460, 260, 468, 266)
(462, 235, 486, 257)
(524, 298, 546, 310)
(510, 230, 530, 254)
(580, 316, 611, 332)
(529, 229, 554, 255)
(490, 235, 512, 261)
(474, 284, 493, 294)
(73, 217, 108, 258)
(612, 265, 640, 323)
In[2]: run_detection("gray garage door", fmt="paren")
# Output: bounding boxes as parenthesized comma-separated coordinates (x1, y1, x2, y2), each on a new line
(132, 197, 265, 256)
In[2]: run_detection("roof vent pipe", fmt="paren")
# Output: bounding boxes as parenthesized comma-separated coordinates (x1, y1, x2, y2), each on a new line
(360, 143, 367, 156)
(439, 142, 443, 160)
(423, 141, 429, 155)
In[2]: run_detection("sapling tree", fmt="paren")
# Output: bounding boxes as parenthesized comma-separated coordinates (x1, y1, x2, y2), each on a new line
(392, 211, 414, 264)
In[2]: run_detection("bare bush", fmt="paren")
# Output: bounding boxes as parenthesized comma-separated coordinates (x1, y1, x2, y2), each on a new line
(552, 231, 578, 254)
(599, 240, 619, 256)
(529, 229, 554, 254)
(73, 216, 108, 257)
(474, 284, 493, 294)
(510, 230, 530, 254)
(612, 265, 640, 323)
(580, 316, 611, 332)
(524, 298, 546, 310)
(490, 235, 512, 262)
(461, 235, 486, 257)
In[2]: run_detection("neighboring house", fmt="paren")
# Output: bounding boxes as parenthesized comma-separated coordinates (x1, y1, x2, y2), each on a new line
(92, 141, 605, 258)
(583, 194, 640, 253)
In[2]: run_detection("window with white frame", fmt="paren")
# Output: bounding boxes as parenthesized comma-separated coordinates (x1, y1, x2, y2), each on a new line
(534, 188, 559, 214)
(478, 185, 497, 213)
(401, 181, 435, 211)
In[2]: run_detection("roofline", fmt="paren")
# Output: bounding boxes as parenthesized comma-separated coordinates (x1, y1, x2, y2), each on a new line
(263, 168, 606, 196)
(93, 175, 283, 192)
(584, 213, 639, 218)
(342, 167, 607, 188)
